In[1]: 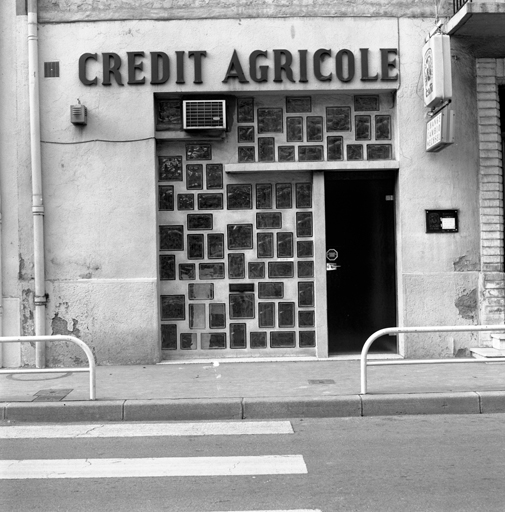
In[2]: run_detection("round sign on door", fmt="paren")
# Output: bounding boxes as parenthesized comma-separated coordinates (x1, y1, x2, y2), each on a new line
(326, 249, 338, 261)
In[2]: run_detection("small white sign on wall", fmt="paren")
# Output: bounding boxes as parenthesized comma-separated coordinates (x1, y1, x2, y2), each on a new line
(422, 33, 452, 110)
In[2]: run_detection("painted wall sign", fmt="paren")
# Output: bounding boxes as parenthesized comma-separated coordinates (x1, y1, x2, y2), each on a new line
(426, 104, 455, 152)
(79, 48, 399, 86)
(422, 34, 452, 110)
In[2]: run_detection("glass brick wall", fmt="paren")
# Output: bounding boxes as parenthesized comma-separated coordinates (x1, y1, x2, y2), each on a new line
(156, 93, 394, 358)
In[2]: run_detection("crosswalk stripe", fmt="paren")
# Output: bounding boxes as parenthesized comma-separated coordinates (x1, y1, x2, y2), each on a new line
(0, 455, 307, 479)
(0, 421, 294, 439)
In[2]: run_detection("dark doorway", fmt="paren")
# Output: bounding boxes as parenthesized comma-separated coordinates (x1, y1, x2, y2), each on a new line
(325, 172, 397, 354)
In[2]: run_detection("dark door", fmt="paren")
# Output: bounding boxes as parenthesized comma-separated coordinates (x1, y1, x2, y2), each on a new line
(325, 172, 397, 354)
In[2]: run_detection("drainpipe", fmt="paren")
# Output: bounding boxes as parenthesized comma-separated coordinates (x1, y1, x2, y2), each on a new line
(27, 0, 46, 368)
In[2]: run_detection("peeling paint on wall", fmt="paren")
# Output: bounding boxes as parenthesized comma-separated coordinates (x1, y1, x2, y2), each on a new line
(21, 288, 34, 336)
(455, 288, 478, 321)
(453, 255, 479, 272)
(51, 312, 81, 339)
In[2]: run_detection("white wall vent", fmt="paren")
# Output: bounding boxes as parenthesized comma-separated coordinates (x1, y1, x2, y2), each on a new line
(183, 100, 226, 130)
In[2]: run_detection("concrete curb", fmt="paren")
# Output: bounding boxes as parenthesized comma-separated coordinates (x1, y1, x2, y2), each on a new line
(2, 392, 505, 422)
(123, 398, 243, 421)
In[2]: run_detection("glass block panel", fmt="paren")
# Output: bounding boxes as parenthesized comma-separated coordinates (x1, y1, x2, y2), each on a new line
(161, 295, 185, 320)
(157, 100, 182, 129)
(298, 310, 315, 327)
(179, 263, 196, 280)
(347, 144, 364, 161)
(209, 303, 226, 329)
(375, 115, 391, 140)
(257, 212, 282, 229)
(238, 126, 255, 143)
(238, 147, 255, 163)
(258, 108, 283, 133)
(178, 194, 194, 210)
(298, 146, 323, 162)
(227, 184, 252, 209)
(367, 144, 392, 160)
(298, 281, 315, 307)
(186, 144, 212, 160)
(259, 282, 284, 299)
(159, 255, 176, 280)
(286, 117, 303, 142)
(250, 331, 267, 349)
(248, 262, 265, 279)
(160, 225, 184, 251)
(355, 115, 371, 141)
(180, 333, 197, 350)
(256, 184, 272, 209)
(354, 95, 379, 111)
(161, 324, 177, 350)
(187, 234, 204, 259)
(206, 164, 223, 189)
(230, 323, 247, 349)
(278, 302, 295, 328)
(270, 331, 296, 348)
(158, 185, 174, 210)
(327, 136, 343, 161)
(238, 97, 254, 123)
(307, 116, 323, 142)
(228, 253, 245, 279)
(286, 96, 311, 113)
(187, 214, 213, 230)
(258, 302, 275, 328)
(268, 261, 294, 278)
(299, 330, 316, 347)
(278, 146, 295, 162)
(207, 233, 224, 259)
(227, 224, 253, 250)
(326, 107, 351, 132)
(188, 283, 214, 300)
(277, 232, 293, 258)
(159, 156, 183, 181)
(201, 333, 226, 349)
(198, 193, 223, 210)
(229, 293, 255, 319)
(186, 164, 203, 189)
(297, 241, 313, 258)
(199, 263, 225, 279)
(298, 260, 314, 278)
(257, 232, 274, 258)
(189, 303, 206, 329)
(258, 137, 275, 162)
(276, 183, 292, 209)
(296, 183, 312, 208)
(296, 212, 313, 237)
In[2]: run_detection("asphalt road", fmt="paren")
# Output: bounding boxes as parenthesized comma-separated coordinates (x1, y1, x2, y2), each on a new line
(1, 414, 505, 511)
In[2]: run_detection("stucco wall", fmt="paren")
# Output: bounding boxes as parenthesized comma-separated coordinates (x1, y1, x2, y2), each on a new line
(36, 0, 453, 23)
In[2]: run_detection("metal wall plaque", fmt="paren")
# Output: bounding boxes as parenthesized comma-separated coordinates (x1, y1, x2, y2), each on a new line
(238, 126, 255, 143)
(238, 146, 255, 162)
(298, 146, 323, 161)
(186, 164, 203, 189)
(298, 310, 315, 327)
(286, 96, 311, 113)
(354, 95, 379, 111)
(198, 193, 223, 210)
(307, 116, 323, 142)
(259, 282, 284, 299)
(425, 210, 459, 233)
(229, 293, 255, 319)
(287, 117, 303, 142)
(258, 302, 275, 328)
(296, 183, 312, 208)
(178, 194, 194, 210)
(250, 331, 267, 348)
(209, 303, 226, 329)
(179, 263, 196, 280)
(227, 224, 253, 250)
(276, 184, 292, 209)
(298, 282, 315, 307)
(187, 214, 213, 230)
(189, 283, 214, 300)
(161, 324, 177, 350)
(257, 212, 282, 229)
(297, 241, 313, 258)
(161, 295, 185, 321)
(270, 331, 295, 348)
(237, 97, 254, 123)
(189, 303, 206, 329)
(297, 260, 314, 278)
(367, 144, 392, 160)
(248, 262, 265, 279)
(158, 185, 174, 211)
(375, 115, 391, 140)
(201, 333, 226, 349)
(258, 137, 275, 162)
(296, 212, 313, 237)
(159, 255, 176, 280)
(277, 232, 293, 258)
(347, 144, 363, 160)
(228, 253, 246, 278)
(187, 234, 204, 259)
(355, 115, 371, 140)
(268, 261, 294, 278)
(278, 302, 295, 328)
(207, 233, 224, 259)
(230, 323, 247, 349)
(257, 232, 274, 258)
(299, 331, 316, 347)
(199, 263, 225, 279)
(180, 333, 197, 350)
(278, 146, 295, 162)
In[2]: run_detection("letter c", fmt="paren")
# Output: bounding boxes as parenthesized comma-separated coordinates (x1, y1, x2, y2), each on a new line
(79, 53, 98, 85)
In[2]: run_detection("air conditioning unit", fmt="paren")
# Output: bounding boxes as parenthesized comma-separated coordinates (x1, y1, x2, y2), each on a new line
(183, 100, 226, 130)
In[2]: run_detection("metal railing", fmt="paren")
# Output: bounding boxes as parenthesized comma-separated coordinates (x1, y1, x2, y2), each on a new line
(0, 335, 96, 400)
(454, 0, 471, 14)
(361, 325, 505, 394)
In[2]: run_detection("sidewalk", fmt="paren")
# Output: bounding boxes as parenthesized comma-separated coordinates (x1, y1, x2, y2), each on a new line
(1, 357, 505, 422)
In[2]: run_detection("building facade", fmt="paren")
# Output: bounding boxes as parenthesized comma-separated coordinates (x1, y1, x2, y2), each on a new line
(0, 0, 503, 367)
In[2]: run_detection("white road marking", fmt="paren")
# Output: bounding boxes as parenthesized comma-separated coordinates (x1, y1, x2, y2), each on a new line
(208, 510, 322, 512)
(0, 421, 294, 439)
(0, 455, 307, 479)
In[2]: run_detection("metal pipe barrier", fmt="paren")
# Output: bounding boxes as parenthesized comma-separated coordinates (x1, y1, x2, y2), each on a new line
(0, 335, 96, 400)
(361, 325, 505, 394)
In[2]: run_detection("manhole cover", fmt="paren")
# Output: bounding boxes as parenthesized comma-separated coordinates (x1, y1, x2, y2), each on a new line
(33, 389, 73, 401)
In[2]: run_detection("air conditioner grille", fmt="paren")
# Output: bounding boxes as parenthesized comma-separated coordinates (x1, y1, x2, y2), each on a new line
(183, 100, 226, 130)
